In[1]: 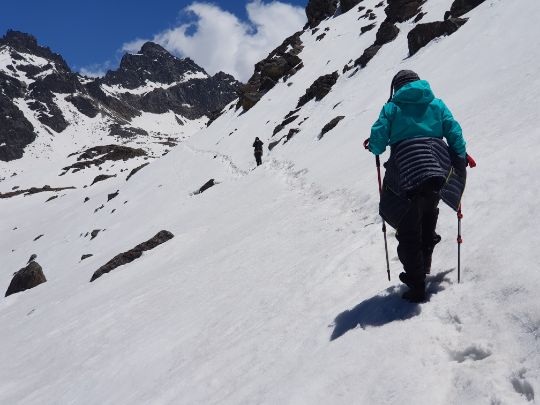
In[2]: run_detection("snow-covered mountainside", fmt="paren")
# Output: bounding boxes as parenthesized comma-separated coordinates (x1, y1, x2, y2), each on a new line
(1, 0, 540, 404)
(0, 30, 240, 189)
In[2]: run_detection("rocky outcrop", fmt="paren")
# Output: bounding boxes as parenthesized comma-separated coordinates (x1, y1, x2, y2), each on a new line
(91, 174, 116, 185)
(318, 116, 345, 139)
(90, 230, 174, 281)
(193, 179, 216, 195)
(448, 0, 485, 18)
(352, 0, 424, 70)
(384, 0, 425, 23)
(63, 145, 147, 173)
(0, 85, 36, 161)
(126, 163, 149, 181)
(238, 32, 304, 111)
(5, 261, 47, 297)
(297, 72, 339, 108)
(306, 0, 339, 28)
(0, 185, 75, 199)
(66, 95, 99, 118)
(408, 18, 468, 56)
(341, 0, 363, 13)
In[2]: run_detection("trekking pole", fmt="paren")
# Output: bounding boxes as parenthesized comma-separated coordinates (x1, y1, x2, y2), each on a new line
(457, 153, 476, 283)
(364, 139, 391, 281)
(457, 204, 463, 283)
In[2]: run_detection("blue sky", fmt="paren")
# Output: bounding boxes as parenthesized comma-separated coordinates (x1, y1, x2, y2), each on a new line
(0, 0, 307, 80)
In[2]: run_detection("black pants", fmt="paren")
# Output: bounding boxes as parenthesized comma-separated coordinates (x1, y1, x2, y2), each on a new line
(255, 152, 262, 166)
(396, 181, 441, 287)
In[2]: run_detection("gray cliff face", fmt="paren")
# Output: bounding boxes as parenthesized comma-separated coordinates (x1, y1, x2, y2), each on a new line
(0, 32, 241, 161)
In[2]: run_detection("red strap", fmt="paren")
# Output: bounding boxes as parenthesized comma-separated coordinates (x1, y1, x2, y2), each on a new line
(466, 153, 476, 168)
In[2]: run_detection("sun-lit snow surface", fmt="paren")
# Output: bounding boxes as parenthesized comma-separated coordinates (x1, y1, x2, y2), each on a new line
(1, 0, 540, 404)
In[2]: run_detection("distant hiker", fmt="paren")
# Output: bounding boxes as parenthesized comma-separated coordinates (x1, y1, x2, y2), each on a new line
(366, 70, 469, 303)
(253, 137, 264, 166)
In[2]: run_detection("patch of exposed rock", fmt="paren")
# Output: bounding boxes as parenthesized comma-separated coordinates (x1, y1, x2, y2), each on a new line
(341, 0, 363, 13)
(297, 72, 339, 108)
(91, 174, 117, 186)
(90, 230, 174, 281)
(0, 185, 75, 199)
(306, 0, 339, 28)
(126, 163, 150, 181)
(63, 145, 147, 173)
(448, 0, 485, 18)
(237, 32, 304, 111)
(193, 179, 217, 195)
(408, 18, 468, 56)
(319, 116, 345, 139)
(5, 261, 47, 297)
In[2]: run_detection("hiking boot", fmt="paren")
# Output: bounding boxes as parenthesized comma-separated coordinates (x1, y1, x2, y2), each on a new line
(399, 272, 413, 287)
(402, 284, 426, 303)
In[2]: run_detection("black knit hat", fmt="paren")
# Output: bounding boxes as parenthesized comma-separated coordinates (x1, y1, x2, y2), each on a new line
(389, 70, 420, 100)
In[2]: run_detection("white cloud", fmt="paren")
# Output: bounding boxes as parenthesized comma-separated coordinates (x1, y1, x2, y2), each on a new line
(79, 61, 114, 78)
(121, 1, 306, 81)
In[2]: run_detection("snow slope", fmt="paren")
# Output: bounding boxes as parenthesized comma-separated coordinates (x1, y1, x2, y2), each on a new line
(1, 0, 540, 404)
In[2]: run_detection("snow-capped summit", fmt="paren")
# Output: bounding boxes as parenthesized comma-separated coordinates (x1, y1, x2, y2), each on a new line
(102, 42, 209, 90)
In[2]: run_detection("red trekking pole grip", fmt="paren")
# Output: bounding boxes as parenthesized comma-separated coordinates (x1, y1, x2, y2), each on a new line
(466, 153, 476, 168)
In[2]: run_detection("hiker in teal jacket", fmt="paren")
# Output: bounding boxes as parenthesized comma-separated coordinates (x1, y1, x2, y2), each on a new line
(370, 77, 466, 157)
(367, 70, 468, 303)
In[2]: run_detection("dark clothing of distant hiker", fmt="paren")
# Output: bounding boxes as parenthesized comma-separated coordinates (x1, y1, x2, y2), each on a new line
(368, 70, 467, 302)
(253, 138, 264, 166)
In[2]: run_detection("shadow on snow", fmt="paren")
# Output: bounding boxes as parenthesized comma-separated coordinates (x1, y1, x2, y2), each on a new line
(330, 269, 454, 341)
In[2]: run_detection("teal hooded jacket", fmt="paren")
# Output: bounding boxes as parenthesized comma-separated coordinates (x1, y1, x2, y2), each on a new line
(369, 80, 466, 157)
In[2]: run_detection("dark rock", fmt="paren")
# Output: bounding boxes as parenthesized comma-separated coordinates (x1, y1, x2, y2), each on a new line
(84, 197, 90, 203)
(91, 174, 116, 185)
(90, 230, 174, 281)
(66, 95, 99, 118)
(269, 128, 300, 151)
(374, 21, 400, 46)
(316, 33, 327, 41)
(109, 123, 148, 138)
(449, 0, 485, 17)
(361, 23, 377, 34)
(1, 185, 75, 199)
(5, 261, 47, 297)
(306, 0, 339, 27)
(107, 190, 119, 201)
(45, 195, 58, 202)
(385, 0, 425, 23)
(297, 72, 339, 108)
(318, 116, 345, 139)
(341, 0, 362, 13)
(63, 145, 146, 173)
(414, 12, 427, 22)
(407, 18, 468, 56)
(33, 234, 44, 241)
(94, 204, 104, 213)
(0, 84, 36, 161)
(238, 32, 304, 110)
(81, 254, 93, 261)
(194, 179, 216, 195)
(90, 229, 101, 240)
(126, 163, 150, 181)
(273, 115, 299, 136)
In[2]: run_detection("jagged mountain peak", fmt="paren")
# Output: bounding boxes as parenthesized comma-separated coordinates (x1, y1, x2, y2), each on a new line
(103, 42, 208, 89)
(0, 29, 70, 72)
